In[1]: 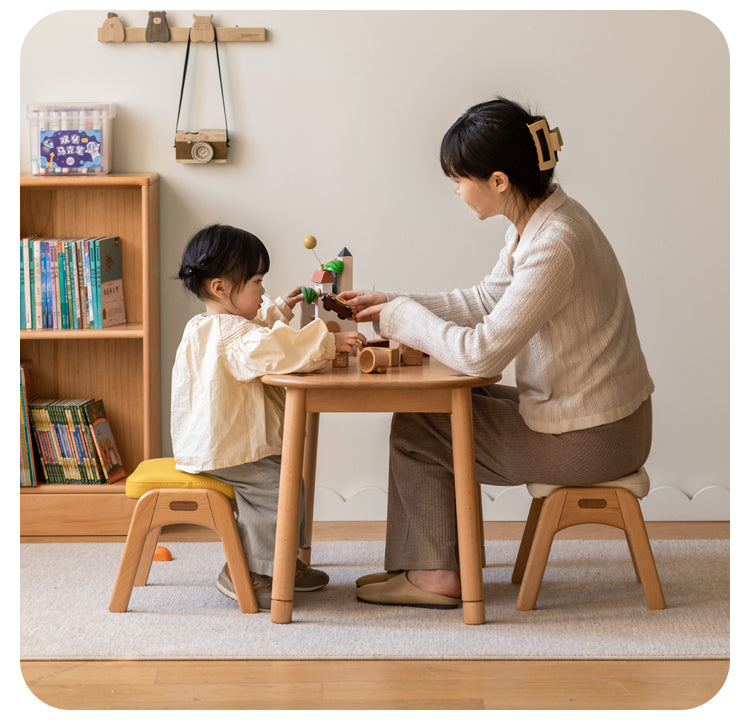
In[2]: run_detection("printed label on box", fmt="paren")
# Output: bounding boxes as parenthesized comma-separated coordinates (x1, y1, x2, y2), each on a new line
(40, 130, 102, 171)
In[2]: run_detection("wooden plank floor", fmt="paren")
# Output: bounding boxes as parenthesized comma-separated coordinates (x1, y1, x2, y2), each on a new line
(20, 521, 730, 711)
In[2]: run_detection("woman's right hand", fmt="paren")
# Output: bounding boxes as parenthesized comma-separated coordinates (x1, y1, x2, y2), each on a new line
(338, 289, 388, 322)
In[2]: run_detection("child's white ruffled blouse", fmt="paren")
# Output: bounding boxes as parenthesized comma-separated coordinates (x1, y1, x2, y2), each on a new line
(171, 296, 334, 473)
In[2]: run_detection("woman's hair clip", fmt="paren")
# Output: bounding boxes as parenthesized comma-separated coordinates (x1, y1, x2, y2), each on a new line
(527, 118, 563, 171)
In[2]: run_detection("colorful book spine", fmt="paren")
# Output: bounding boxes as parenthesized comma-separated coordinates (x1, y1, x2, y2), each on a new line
(22, 239, 34, 328)
(33, 240, 42, 328)
(50, 242, 60, 329)
(20, 361, 38, 486)
(98, 236, 126, 327)
(64, 242, 75, 328)
(58, 242, 69, 329)
(40, 241, 50, 328)
(92, 238, 101, 328)
(74, 241, 85, 328)
(20, 241, 26, 329)
(83, 239, 94, 327)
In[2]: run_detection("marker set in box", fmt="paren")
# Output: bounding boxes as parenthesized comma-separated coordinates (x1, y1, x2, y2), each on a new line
(27, 103, 116, 175)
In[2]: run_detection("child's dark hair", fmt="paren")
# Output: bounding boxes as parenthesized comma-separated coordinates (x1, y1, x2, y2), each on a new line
(178, 224, 270, 299)
(440, 96, 555, 201)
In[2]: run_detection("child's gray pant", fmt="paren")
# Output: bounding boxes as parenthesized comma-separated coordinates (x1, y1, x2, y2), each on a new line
(205, 455, 304, 576)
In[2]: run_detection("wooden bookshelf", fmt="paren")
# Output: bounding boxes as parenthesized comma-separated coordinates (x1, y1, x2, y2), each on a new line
(20, 173, 160, 537)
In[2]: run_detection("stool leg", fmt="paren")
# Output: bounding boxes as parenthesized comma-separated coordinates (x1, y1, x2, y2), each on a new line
(208, 491, 258, 614)
(517, 490, 566, 611)
(135, 526, 161, 586)
(512, 497, 544, 584)
(624, 532, 642, 584)
(110, 491, 159, 612)
(616, 489, 666, 609)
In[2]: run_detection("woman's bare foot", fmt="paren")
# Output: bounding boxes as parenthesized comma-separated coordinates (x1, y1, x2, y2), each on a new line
(406, 569, 461, 598)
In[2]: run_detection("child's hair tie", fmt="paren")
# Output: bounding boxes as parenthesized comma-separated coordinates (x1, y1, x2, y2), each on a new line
(180, 253, 210, 279)
(180, 264, 198, 278)
(527, 118, 563, 171)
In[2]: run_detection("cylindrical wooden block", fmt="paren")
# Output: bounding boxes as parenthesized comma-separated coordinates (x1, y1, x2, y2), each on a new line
(358, 347, 389, 374)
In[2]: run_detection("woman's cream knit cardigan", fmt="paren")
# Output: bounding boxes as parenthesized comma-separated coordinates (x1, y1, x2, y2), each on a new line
(378, 185, 654, 434)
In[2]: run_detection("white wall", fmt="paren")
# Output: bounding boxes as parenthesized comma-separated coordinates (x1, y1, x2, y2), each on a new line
(19, 9, 730, 520)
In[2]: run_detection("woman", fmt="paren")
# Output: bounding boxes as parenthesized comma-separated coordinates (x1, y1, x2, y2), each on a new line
(340, 97, 654, 609)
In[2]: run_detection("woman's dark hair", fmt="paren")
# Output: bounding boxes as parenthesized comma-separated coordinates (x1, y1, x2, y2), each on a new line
(440, 96, 555, 201)
(178, 224, 270, 299)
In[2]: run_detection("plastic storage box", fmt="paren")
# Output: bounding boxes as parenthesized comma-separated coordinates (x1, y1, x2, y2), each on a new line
(27, 103, 116, 175)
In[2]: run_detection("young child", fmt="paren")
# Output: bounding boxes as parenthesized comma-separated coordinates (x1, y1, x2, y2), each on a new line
(171, 224, 367, 609)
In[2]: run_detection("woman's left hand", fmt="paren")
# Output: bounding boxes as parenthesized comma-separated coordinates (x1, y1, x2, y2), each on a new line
(338, 290, 388, 322)
(352, 302, 387, 323)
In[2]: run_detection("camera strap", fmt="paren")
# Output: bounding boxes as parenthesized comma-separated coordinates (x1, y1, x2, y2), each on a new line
(175, 35, 230, 145)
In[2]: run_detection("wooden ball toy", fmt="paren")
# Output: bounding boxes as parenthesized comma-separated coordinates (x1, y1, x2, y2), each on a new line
(303, 235, 317, 249)
(153, 546, 173, 561)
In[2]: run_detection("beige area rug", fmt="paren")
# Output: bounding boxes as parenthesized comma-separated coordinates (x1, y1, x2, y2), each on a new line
(20, 539, 729, 660)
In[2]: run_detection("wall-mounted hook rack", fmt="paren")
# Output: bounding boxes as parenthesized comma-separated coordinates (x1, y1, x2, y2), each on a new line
(98, 12, 266, 43)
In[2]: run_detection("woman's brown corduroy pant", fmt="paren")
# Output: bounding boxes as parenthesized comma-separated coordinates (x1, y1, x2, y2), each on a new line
(383, 385, 652, 572)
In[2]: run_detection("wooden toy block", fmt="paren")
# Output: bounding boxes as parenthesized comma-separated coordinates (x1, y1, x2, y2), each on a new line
(399, 344, 424, 366)
(369, 340, 424, 366)
(332, 352, 349, 368)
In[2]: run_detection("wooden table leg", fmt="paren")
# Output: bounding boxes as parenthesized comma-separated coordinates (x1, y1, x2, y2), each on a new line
(298, 412, 320, 566)
(450, 387, 485, 625)
(270, 388, 308, 623)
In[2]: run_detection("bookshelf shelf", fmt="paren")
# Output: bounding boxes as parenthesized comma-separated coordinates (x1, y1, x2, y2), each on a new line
(21, 323, 145, 340)
(20, 173, 160, 537)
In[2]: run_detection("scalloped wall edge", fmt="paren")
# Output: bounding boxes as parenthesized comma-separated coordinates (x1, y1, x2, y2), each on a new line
(313, 484, 729, 521)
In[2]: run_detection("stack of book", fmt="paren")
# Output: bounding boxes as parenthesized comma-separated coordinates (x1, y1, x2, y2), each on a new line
(20, 235, 126, 330)
(26, 396, 126, 484)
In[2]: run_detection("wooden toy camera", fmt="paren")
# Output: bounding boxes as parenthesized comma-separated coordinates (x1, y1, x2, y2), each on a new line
(175, 129, 228, 163)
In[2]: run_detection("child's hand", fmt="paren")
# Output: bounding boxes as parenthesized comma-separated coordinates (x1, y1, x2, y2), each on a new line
(335, 331, 368, 355)
(338, 290, 388, 322)
(283, 286, 304, 309)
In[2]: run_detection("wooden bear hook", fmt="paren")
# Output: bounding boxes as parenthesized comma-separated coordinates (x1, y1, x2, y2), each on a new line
(99, 12, 125, 43)
(145, 11, 170, 43)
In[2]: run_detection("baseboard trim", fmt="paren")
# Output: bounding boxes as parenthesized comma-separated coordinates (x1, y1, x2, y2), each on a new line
(21, 520, 728, 544)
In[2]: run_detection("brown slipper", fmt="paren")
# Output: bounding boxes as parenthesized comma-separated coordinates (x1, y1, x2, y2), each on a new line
(356, 571, 460, 609)
(355, 570, 403, 588)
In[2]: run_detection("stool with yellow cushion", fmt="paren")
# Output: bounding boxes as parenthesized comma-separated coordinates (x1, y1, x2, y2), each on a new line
(109, 457, 258, 613)
(511, 467, 665, 611)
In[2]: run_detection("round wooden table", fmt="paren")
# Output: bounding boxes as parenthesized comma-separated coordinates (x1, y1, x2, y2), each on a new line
(262, 357, 500, 625)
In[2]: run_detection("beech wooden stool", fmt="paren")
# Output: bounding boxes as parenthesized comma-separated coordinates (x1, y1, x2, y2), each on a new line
(511, 467, 665, 611)
(109, 457, 258, 613)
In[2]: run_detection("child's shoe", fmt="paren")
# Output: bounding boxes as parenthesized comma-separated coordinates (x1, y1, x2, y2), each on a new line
(294, 558, 329, 591)
(216, 563, 272, 610)
(216, 560, 329, 608)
